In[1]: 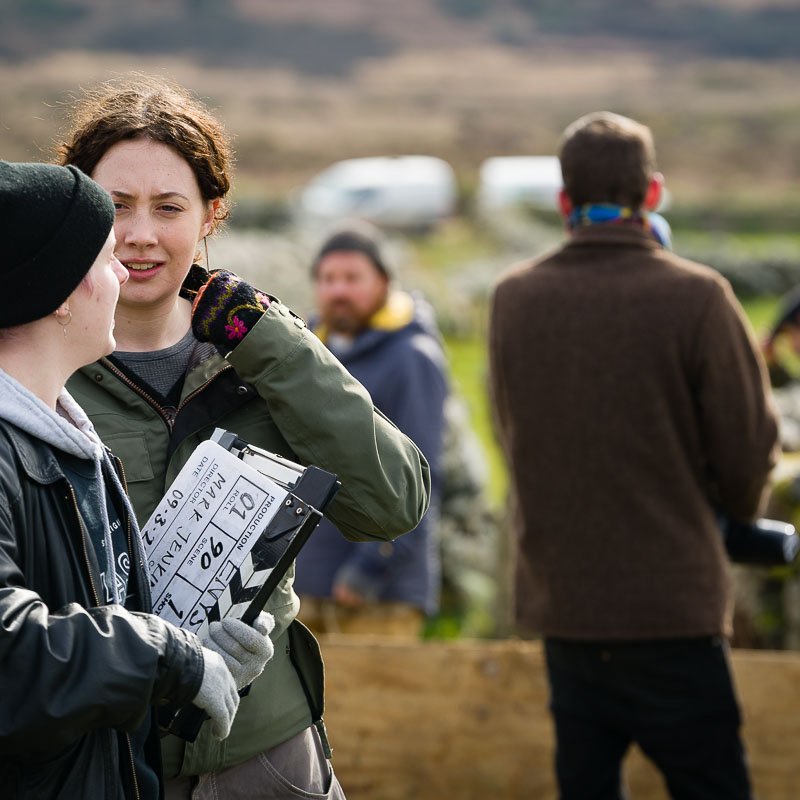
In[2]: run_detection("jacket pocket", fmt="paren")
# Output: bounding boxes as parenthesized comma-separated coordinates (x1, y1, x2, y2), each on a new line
(102, 431, 155, 483)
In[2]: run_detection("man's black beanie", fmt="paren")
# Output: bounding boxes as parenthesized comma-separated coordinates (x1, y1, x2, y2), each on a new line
(0, 160, 115, 328)
(311, 224, 391, 279)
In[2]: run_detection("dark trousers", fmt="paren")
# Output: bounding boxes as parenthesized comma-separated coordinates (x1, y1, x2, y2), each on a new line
(544, 637, 752, 800)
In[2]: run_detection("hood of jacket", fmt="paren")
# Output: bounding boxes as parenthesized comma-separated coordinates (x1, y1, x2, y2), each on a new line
(0, 368, 128, 603)
(0, 369, 104, 461)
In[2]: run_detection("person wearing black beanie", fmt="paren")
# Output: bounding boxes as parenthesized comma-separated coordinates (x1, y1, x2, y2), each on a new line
(0, 160, 117, 328)
(310, 220, 392, 280)
(0, 161, 241, 799)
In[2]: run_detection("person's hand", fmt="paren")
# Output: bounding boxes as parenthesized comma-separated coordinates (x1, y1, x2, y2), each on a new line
(191, 269, 271, 354)
(200, 612, 276, 690)
(193, 647, 240, 740)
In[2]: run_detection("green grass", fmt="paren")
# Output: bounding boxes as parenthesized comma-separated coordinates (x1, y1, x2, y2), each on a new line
(741, 295, 780, 336)
(674, 232, 800, 258)
(412, 218, 497, 273)
(444, 335, 508, 508)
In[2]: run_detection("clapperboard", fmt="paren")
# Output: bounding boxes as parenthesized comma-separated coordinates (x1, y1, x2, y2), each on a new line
(142, 428, 339, 740)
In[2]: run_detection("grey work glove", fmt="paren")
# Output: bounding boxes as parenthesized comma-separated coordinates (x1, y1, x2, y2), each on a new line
(201, 612, 275, 690)
(192, 646, 240, 740)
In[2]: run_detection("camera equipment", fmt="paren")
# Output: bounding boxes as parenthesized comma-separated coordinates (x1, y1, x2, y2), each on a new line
(720, 517, 800, 566)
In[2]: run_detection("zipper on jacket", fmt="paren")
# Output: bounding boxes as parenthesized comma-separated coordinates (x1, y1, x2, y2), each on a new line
(102, 359, 233, 431)
(124, 732, 141, 800)
(65, 482, 102, 607)
(112, 451, 130, 495)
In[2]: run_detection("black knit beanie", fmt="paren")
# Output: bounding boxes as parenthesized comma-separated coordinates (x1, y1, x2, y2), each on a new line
(311, 224, 391, 279)
(0, 161, 115, 327)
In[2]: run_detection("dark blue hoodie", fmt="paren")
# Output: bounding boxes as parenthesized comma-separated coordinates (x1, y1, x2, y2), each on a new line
(294, 291, 448, 614)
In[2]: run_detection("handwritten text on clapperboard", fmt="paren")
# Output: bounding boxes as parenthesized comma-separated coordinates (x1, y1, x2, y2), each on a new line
(141, 440, 289, 634)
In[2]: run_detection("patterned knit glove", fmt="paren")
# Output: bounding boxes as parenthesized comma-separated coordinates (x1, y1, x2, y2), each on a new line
(191, 269, 271, 355)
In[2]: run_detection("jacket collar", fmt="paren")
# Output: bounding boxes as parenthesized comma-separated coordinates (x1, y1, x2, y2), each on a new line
(0, 369, 103, 462)
(312, 290, 415, 345)
(80, 343, 229, 406)
(566, 223, 663, 251)
(0, 419, 65, 485)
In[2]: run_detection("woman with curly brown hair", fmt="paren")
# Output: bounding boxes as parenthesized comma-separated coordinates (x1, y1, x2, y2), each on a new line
(60, 75, 430, 800)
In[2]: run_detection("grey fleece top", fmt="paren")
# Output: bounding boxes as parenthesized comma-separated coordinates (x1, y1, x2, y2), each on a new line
(0, 368, 136, 604)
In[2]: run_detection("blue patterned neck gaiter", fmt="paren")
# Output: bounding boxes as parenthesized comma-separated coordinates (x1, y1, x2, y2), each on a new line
(568, 203, 672, 249)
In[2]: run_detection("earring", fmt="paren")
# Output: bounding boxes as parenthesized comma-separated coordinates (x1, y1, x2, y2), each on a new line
(55, 308, 72, 337)
(203, 236, 211, 270)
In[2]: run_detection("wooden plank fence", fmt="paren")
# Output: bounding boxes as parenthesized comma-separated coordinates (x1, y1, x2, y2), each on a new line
(319, 637, 800, 800)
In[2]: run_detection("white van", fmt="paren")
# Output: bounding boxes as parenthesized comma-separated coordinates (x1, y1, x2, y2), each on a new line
(476, 155, 672, 215)
(294, 155, 457, 231)
(476, 155, 563, 214)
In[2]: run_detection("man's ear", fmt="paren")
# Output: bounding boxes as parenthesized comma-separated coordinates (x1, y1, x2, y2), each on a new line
(558, 189, 573, 219)
(644, 173, 664, 211)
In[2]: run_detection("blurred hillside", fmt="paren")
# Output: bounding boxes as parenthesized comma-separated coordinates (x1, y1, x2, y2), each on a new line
(3, 0, 799, 64)
(0, 0, 798, 219)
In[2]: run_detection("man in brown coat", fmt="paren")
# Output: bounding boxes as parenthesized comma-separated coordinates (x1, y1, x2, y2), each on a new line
(489, 111, 778, 800)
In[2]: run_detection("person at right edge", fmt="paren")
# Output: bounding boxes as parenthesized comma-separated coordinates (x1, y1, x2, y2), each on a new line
(60, 75, 430, 799)
(489, 111, 779, 800)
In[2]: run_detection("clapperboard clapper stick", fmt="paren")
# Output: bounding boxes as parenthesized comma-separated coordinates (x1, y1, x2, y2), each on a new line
(155, 429, 339, 741)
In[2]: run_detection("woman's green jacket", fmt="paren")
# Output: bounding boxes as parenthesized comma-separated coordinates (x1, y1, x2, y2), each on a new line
(68, 293, 430, 778)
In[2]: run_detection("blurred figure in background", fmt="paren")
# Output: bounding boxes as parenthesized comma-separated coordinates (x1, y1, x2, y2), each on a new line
(489, 111, 778, 800)
(762, 285, 800, 390)
(296, 223, 448, 637)
(753, 286, 800, 651)
(436, 393, 498, 637)
(760, 286, 800, 451)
